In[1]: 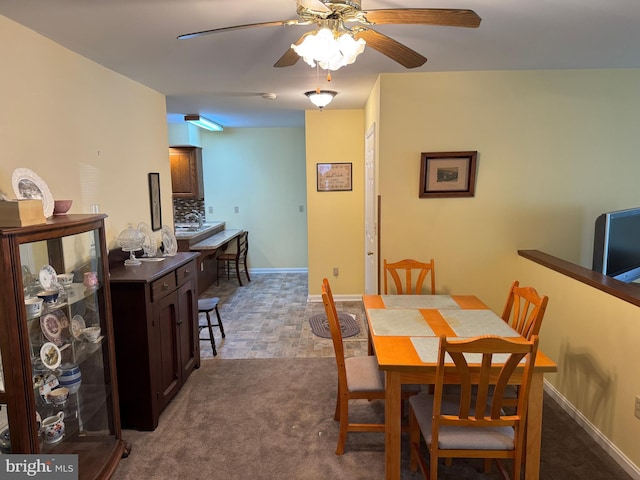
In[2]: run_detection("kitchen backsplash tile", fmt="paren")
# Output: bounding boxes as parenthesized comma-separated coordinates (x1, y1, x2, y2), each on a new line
(173, 198, 205, 223)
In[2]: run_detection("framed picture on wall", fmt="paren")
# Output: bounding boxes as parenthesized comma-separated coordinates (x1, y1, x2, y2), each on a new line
(316, 163, 352, 192)
(148, 172, 162, 230)
(419, 151, 478, 198)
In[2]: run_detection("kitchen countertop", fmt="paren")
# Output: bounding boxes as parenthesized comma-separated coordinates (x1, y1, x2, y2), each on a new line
(174, 221, 225, 241)
(189, 229, 243, 251)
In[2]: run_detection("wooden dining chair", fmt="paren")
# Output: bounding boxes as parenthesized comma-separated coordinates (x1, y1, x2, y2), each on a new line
(501, 281, 549, 340)
(409, 334, 539, 480)
(383, 258, 435, 295)
(321, 278, 417, 455)
(216, 231, 250, 286)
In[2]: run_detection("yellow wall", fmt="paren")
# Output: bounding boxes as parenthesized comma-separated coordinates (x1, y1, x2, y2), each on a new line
(372, 69, 640, 475)
(201, 127, 308, 269)
(517, 257, 640, 472)
(0, 15, 171, 247)
(306, 110, 364, 295)
(376, 69, 640, 311)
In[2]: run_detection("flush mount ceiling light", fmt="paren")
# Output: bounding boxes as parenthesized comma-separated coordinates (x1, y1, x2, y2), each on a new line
(292, 22, 366, 71)
(184, 114, 223, 132)
(305, 90, 338, 110)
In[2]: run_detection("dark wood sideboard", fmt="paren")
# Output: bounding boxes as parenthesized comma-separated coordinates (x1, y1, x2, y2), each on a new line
(109, 251, 200, 430)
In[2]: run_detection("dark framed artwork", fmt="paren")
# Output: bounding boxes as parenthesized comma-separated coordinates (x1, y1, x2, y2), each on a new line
(148, 172, 162, 230)
(316, 162, 353, 192)
(419, 151, 478, 198)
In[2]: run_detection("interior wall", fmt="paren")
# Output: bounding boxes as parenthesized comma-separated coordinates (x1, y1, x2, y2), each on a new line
(517, 257, 640, 475)
(168, 123, 202, 148)
(305, 109, 364, 296)
(377, 69, 640, 312)
(374, 68, 640, 475)
(0, 15, 171, 248)
(200, 127, 307, 270)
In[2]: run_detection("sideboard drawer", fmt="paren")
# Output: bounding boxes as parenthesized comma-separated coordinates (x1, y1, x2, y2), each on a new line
(151, 272, 177, 301)
(175, 260, 196, 285)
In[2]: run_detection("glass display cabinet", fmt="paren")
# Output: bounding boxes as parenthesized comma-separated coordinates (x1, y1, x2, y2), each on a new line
(0, 214, 126, 479)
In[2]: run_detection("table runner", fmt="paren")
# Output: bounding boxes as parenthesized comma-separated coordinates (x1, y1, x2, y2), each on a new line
(381, 295, 460, 310)
(368, 309, 435, 336)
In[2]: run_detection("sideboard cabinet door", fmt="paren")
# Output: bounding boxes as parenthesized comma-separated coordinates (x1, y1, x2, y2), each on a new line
(109, 253, 200, 431)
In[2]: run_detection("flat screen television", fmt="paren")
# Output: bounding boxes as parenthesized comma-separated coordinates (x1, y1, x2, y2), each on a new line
(592, 207, 640, 282)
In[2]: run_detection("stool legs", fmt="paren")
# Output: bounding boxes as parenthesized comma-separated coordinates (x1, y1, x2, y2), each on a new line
(200, 311, 217, 356)
(198, 302, 225, 357)
(214, 305, 225, 338)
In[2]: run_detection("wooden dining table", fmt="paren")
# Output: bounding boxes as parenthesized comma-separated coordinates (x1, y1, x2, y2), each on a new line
(362, 294, 557, 480)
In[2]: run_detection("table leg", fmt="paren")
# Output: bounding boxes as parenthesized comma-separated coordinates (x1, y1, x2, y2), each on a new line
(525, 372, 544, 480)
(385, 372, 402, 480)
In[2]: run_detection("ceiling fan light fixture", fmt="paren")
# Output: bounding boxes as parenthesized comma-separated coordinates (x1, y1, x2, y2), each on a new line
(292, 27, 365, 71)
(184, 114, 224, 132)
(305, 90, 337, 110)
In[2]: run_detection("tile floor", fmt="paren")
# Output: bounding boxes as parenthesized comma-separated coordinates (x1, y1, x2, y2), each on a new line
(197, 272, 368, 359)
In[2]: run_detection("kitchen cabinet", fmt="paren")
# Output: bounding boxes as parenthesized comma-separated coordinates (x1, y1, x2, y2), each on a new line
(169, 146, 204, 199)
(109, 252, 200, 430)
(0, 214, 126, 479)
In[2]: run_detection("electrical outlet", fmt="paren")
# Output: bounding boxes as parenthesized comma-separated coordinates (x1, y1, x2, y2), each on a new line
(299, 205, 304, 213)
(234, 206, 239, 214)
(333, 267, 339, 277)
(208, 206, 213, 214)
(635, 396, 640, 420)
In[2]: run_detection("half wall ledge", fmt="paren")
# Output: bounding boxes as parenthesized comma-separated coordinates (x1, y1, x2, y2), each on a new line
(518, 249, 640, 308)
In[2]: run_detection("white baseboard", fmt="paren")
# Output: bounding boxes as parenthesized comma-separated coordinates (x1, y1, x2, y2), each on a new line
(248, 268, 308, 274)
(544, 380, 640, 479)
(307, 294, 363, 303)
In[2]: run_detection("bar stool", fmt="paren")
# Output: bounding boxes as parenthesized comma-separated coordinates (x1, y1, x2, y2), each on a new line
(198, 297, 225, 356)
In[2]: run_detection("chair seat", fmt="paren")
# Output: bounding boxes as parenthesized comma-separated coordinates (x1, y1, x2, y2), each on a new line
(198, 297, 220, 312)
(410, 394, 515, 451)
(345, 356, 385, 392)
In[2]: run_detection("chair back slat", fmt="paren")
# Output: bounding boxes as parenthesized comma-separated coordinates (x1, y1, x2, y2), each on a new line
(501, 280, 549, 339)
(321, 278, 347, 388)
(434, 335, 538, 427)
(383, 258, 436, 295)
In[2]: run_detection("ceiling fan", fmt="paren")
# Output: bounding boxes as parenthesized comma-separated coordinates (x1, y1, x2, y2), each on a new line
(178, 0, 481, 69)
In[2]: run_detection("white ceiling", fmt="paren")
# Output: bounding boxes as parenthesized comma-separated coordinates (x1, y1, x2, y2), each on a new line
(2, 0, 640, 128)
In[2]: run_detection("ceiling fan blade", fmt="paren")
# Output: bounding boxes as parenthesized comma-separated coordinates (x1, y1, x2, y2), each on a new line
(178, 19, 304, 40)
(363, 9, 481, 28)
(354, 29, 427, 69)
(297, 0, 331, 14)
(274, 31, 313, 67)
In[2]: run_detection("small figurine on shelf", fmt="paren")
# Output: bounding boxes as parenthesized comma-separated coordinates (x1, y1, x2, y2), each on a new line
(83, 271, 98, 290)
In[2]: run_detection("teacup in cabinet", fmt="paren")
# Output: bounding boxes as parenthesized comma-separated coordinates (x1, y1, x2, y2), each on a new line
(41, 411, 65, 444)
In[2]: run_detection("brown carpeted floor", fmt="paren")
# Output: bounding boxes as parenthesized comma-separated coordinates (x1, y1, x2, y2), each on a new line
(111, 273, 633, 479)
(112, 357, 632, 480)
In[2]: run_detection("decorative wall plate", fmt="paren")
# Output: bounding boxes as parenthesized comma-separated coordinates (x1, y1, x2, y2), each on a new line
(161, 225, 177, 256)
(11, 168, 55, 218)
(137, 222, 158, 257)
(40, 342, 61, 370)
(71, 315, 86, 340)
(41, 313, 63, 346)
(39, 265, 57, 290)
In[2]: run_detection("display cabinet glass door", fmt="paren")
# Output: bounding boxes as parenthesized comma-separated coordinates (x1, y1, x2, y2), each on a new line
(19, 228, 117, 453)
